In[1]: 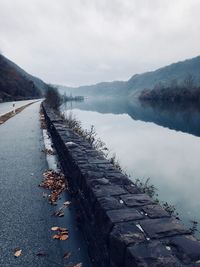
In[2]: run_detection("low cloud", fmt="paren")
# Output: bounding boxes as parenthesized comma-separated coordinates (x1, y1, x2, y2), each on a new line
(0, 0, 200, 86)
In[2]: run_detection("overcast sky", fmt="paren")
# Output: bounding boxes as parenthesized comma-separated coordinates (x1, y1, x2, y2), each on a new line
(0, 0, 200, 86)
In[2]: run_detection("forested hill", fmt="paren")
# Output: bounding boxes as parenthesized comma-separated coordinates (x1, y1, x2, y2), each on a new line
(0, 54, 47, 102)
(57, 56, 200, 97)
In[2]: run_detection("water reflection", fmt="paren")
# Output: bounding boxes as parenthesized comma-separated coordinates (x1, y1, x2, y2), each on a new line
(62, 97, 200, 137)
(61, 97, 200, 235)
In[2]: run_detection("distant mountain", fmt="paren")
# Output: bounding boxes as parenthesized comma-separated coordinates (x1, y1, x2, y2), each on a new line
(56, 56, 200, 97)
(57, 81, 126, 97)
(0, 54, 47, 102)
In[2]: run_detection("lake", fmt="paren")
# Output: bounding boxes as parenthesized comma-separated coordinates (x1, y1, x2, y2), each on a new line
(61, 97, 200, 236)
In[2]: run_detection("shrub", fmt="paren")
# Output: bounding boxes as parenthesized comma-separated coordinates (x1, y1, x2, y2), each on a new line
(45, 86, 61, 110)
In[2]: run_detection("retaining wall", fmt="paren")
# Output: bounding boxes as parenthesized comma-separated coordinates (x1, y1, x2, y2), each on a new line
(43, 103, 200, 267)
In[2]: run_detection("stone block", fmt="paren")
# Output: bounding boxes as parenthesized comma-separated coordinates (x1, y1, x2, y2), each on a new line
(125, 240, 181, 267)
(106, 208, 144, 224)
(165, 235, 200, 264)
(141, 204, 170, 219)
(140, 218, 191, 239)
(96, 196, 124, 211)
(92, 184, 128, 199)
(109, 222, 146, 267)
(124, 184, 141, 194)
(121, 194, 153, 207)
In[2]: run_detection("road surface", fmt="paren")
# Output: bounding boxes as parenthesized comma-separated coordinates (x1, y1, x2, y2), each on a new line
(0, 101, 91, 267)
(0, 99, 39, 116)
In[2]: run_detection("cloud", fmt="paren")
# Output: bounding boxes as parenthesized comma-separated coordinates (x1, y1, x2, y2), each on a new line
(0, 0, 200, 86)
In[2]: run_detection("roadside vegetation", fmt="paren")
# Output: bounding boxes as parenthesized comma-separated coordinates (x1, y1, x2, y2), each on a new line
(61, 111, 188, 219)
(45, 86, 61, 110)
(45, 100, 200, 235)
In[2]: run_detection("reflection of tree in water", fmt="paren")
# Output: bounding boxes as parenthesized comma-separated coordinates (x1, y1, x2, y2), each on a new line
(61, 96, 200, 137)
(138, 100, 200, 137)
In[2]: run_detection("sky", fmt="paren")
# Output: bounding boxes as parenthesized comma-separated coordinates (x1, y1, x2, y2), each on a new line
(0, 0, 200, 87)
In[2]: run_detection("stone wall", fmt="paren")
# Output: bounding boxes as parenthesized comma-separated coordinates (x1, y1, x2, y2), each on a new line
(42, 103, 200, 267)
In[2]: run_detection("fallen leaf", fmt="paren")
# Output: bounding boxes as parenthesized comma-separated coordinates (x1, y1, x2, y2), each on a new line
(14, 249, 22, 257)
(60, 234, 68, 241)
(74, 263, 82, 267)
(54, 210, 65, 217)
(51, 226, 59, 231)
(63, 251, 71, 259)
(64, 201, 71, 206)
(58, 212, 64, 217)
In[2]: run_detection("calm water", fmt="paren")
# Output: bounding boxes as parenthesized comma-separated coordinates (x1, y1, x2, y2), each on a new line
(61, 97, 200, 235)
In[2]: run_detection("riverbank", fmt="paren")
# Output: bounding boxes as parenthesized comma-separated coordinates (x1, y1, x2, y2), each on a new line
(43, 102, 200, 267)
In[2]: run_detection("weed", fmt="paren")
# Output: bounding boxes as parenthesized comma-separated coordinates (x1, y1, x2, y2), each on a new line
(59, 109, 200, 235)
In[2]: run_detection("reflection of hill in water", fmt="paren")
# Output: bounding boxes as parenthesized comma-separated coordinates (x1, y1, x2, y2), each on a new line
(61, 97, 200, 137)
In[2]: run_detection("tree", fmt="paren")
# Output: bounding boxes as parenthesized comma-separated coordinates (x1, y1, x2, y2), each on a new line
(169, 79, 178, 89)
(45, 86, 61, 110)
(183, 73, 195, 89)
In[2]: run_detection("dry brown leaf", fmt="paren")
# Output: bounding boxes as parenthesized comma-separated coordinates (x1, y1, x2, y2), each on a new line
(60, 234, 68, 241)
(51, 226, 59, 231)
(14, 249, 22, 257)
(63, 251, 71, 259)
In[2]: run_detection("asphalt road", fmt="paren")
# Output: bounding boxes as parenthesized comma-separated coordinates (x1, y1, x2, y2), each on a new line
(0, 102, 91, 267)
(0, 99, 37, 116)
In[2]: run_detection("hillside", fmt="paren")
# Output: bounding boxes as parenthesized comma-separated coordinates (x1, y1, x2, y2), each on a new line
(57, 56, 200, 97)
(0, 54, 47, 102)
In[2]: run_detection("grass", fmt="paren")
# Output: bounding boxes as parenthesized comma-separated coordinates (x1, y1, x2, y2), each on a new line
(60, 109, 199, 235)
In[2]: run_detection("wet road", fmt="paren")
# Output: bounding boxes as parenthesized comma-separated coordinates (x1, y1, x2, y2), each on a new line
(0, 102, 91, 267)
(0, 100, 39, 116)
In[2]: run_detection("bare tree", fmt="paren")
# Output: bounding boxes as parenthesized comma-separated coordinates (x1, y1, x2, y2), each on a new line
(183, 73, 195, 89)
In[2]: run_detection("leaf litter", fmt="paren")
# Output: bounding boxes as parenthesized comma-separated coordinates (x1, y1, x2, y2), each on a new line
(39, 108, 77, 264)
(51, 226, 69, 241)
(39, 170, 66, 204)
